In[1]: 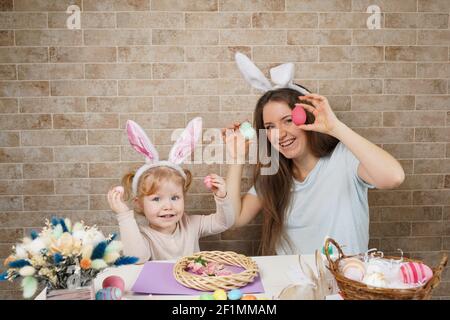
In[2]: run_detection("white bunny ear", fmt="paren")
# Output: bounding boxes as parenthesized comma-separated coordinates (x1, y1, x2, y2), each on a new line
(126, 120, 159, 163)
(235, 52, 272, 92)
(270, 63, 294, 88)
(271, 62, 311, 95)
(168, 117, 202, 165)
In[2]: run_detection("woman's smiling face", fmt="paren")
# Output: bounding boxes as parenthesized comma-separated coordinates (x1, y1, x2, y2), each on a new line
(262, 100, 309, 159)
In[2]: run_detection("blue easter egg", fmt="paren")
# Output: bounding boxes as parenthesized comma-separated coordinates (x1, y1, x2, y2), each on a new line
(227, 289, 243, 300)
(95, 287, 122, 300)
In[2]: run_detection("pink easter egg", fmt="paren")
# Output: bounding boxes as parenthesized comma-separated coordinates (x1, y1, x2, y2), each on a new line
(292, 104, 307, 126)
(400, 262, 433, 284)
(102, 275, 125, 292)
(204, 176, 212, 189)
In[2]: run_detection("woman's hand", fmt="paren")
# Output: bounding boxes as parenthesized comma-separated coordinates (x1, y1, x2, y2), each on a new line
(295, 94, 342, 137)
(221, 121, 252, 162)
(107, 186, 130, 214)
(208, 174, 227, 199)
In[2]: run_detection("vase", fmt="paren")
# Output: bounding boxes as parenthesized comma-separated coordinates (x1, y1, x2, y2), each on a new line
(45, 284, 95, 300)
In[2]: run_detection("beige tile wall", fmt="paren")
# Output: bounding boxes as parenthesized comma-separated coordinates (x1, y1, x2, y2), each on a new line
(0, 0, 449, 299)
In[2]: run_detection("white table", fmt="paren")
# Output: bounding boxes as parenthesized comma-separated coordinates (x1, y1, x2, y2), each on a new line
(92, 254, 341, 300)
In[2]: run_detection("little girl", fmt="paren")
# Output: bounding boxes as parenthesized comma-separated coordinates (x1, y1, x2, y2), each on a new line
(107, 117, 234, 263)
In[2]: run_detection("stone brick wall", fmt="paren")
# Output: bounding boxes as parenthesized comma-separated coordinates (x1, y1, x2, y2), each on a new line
(0, 0, 449, 299)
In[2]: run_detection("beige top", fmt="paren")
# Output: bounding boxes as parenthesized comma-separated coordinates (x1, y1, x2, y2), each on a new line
(116, 195, 235, 263)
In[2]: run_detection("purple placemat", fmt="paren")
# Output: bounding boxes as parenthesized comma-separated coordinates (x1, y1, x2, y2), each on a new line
(131, 262, 264, 295)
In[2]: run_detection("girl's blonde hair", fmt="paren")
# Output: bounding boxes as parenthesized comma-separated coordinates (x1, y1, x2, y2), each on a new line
(121, 166, 192, 215)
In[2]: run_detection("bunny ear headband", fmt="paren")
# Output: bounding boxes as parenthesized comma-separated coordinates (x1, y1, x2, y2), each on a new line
(234, 52, 310, 95)
(126, 117, 202, 196)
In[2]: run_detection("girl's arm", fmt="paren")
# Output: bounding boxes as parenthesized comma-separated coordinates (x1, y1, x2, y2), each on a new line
(198, 174, 234, 236)
(107, 188, 151, 263)
(116, 211, 151, 263)
(297, 94, 405, 189)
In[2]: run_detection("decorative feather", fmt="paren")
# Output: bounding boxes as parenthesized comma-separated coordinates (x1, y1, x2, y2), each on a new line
(91, 259, 108, 270)
(59, 218, 69, 233)
(19, 266, 35, 277)
(0, 271, 8, 281)
(104, 252, 120, 264)
(51, 216, 59, 226)
(64, 218, 72, 232)
(81, 244, 93, 260)
(8, 259, 31, 268)
(53, 253, 63, 264)
(21, 276, 38, 299)
(114, 256, 139, 266)
(52, 224, 63, 239)
(91, 241, 107, 260)
(107, 233, 118, 244)
(105, 240, 123, 254)
(30, 230, 38, 240)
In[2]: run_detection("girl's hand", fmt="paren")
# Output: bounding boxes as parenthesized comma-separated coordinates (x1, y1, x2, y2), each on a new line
(295, 94, 342, 136)
(221, 121, 252, 162)
(107, 186, 130, 214)
(208, 174, 227, 199)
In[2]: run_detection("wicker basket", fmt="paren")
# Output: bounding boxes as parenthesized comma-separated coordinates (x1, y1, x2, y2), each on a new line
(324, 238, 448, 300)
(173, 251, 259, 291)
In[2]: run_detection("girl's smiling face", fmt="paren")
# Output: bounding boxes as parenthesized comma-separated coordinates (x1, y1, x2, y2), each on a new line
(263, 100, 309, 159)
(136, 179, 185, 234)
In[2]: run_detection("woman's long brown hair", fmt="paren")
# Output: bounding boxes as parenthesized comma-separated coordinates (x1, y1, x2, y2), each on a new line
(253, 87, 339, 255)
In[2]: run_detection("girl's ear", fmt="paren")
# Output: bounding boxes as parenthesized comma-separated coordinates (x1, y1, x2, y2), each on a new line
(168, 117, 202, 165)
(133, 197, 143, 212)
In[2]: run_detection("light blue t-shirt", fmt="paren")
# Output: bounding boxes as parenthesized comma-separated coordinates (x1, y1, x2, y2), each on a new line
(248, 142, 374, 255)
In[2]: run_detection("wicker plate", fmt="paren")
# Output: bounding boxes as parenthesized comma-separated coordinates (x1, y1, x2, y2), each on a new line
(324, 238, 448, 300)
(173, 251, 259, 291)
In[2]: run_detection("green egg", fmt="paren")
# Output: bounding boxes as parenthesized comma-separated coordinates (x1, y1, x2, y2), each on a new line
(199, 293, 214, 300)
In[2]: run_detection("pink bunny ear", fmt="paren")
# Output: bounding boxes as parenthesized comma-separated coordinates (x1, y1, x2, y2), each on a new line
(168, 117, 202, 165)
(126, 120, 159, 163)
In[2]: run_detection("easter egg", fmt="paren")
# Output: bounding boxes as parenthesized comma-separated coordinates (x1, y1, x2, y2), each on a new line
(400, 262, 433, 284)
(239, 121, 256, 140)
(341, 258, 366, 282)
(292, 104, 306, 126)
(199, 293, 214, 300)
(213, 289, 227, 300)
(227, 289, 243, 300)
(321, 245, 333, 256)
(203, 176, 212, 189)
(102, 275, 125, 292)
(95, 287, 122, 300)
(363, 272, 387, 288)
(114, 186, 124, 194)
(241, 295, 257, 300)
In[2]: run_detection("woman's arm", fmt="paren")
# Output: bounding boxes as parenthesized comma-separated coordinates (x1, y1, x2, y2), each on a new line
(297, 94, 405, 189)
(332, 121, 405, 189)
(226, 164, 262, 227)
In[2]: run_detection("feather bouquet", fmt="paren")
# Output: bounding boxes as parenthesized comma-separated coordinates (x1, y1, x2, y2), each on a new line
(0, 217, 138, 299)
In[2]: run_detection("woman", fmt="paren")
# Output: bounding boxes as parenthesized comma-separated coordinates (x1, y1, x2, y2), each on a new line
(224, 54, 405, 256)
